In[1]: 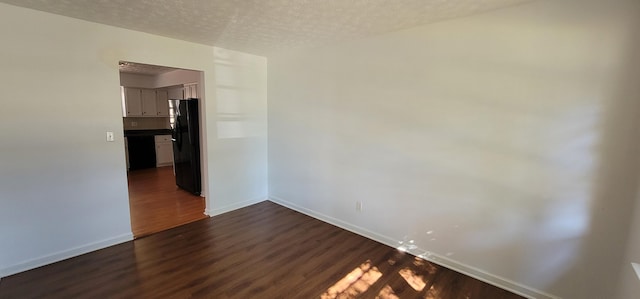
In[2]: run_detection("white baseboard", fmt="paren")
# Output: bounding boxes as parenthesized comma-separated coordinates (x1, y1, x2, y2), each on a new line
(0, 233, 133, 279)
(268, 196, 558, 299)
(2, 196, 267, 279)
(268, 196, 398, 246)
(205, 196, 267, 217)
(418, 251, 560, 299)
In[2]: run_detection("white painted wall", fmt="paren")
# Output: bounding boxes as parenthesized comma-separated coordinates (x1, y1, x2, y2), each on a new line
(267, 0, 640, 298)
(154, 69, 201, 89)
(119, 73, 155, 89)
(617, 24, 640, 293)
(619, 192, 640, 298)
(0, 3, 267, 277)
(207, 47, 268, 215)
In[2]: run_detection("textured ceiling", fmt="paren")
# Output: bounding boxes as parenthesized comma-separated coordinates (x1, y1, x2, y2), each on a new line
(119, 61, 178, 75)
(0, 0, 533, 56)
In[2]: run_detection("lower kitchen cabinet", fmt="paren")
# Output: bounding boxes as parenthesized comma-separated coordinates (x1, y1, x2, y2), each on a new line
(155, 135, 173, 167)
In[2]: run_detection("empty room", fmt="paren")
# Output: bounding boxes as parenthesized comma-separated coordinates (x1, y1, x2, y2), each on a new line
(1, 0, 640, 298)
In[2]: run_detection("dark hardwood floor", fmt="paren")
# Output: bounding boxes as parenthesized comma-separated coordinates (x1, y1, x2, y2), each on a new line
(128, 166, 206, 238)
(0, 201, 524, 299)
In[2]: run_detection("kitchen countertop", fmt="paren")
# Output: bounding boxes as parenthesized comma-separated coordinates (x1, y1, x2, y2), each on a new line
(124, 129, 172, 137)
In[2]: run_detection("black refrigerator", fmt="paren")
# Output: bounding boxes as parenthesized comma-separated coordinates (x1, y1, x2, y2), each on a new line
(171, 98, 201, 195)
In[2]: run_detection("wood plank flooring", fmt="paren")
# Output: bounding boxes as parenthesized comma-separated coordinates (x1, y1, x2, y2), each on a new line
(128, 166, 206, 238)
(0, 201, 524, 299)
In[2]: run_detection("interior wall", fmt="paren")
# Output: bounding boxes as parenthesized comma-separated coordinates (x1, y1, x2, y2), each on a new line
(619, 190, 640, 298)
(119, 72, 155, 88)
(0, 3, 267, 277)
(267, 0, 640, 298)
(154, 69, 201, 88)
(207, 47, 268, 215)
(615, 11, 640, 298)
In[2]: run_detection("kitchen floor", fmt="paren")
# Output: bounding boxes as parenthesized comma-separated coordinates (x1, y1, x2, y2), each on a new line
(127, 166, 206, 238)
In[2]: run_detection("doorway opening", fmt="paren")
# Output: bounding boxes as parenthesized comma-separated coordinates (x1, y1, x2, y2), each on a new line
(119, 61, 207, 238)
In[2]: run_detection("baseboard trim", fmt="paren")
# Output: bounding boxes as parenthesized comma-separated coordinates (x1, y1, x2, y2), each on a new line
(268, 196, 398, 246)
(0, 233, 133, 279)
(418, 251, 559, 299)
(205, 196, 267, 217)
(268, 196, 558, 299)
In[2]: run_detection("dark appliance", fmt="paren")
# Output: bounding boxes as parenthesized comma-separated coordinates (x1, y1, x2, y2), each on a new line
(127, 135, 156, 170)
(171, 98, 201, 195)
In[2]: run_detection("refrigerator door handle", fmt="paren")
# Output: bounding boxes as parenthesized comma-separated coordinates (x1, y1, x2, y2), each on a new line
(175, 117, 183, 150)
(186, 104, 194, 145)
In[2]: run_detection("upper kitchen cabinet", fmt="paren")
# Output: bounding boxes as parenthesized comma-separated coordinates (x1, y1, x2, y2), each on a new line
(124, 87, 143, 117)
(123, 84, 196, 117)
(184, 83, 198, 99)
(124, 87, 170, 117)
(141, 89, 157, 116)
(156, 90, 169, 116)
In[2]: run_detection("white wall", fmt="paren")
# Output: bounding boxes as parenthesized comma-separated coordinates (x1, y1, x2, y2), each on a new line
(207, 47, 268, 215)
(619, 191, 640, 298)
(119, 73, 155, 88)
(267, 0, 640, 298)
(617, 18, 640, 292)
(0, 3, 267, 277)
(154, 69, 201, 88)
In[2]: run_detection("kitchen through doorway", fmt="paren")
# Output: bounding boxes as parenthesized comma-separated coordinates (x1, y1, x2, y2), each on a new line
(119, 61, 207, 238)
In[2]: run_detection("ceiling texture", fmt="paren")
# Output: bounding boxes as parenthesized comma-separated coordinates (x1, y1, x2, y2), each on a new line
(118, 61, 178, 75)
(0, 0, 532, 56)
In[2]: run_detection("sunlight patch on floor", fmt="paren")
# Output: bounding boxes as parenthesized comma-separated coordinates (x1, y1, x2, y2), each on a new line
(398, 267, 427, 291)
(375, 285, 399, 299)
(321, 260, 383, 299)
(424, 285, 440, 299)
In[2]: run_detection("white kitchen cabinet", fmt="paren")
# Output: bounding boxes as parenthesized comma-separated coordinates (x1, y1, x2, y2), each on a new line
(124, 88, 160, 117)
(156, 90, 169, 116)
(141, 89, 157, 116)
(155, 135, 173, 167)
(124, 87, 143, 117)
(184, 83, 198, 99)
(124, 86, 190, 117)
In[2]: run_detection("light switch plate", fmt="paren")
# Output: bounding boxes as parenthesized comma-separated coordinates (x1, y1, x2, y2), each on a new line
(632, 263, 640, 281)
(106, 131, 115, 142)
